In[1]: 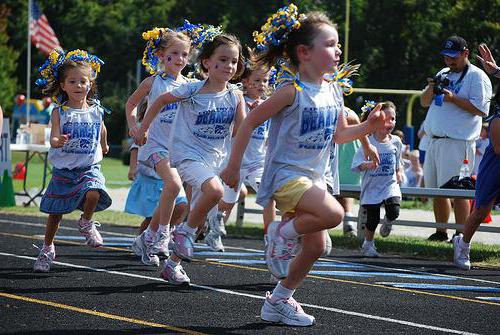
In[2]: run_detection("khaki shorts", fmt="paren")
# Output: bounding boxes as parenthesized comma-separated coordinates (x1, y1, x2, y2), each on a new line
(273, 177, 314, 214)
(423, 138, 475, 188)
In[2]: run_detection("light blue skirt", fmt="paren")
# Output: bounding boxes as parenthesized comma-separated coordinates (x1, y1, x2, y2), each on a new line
(40, 165, 112, 214)
(124, 174, 187, 218)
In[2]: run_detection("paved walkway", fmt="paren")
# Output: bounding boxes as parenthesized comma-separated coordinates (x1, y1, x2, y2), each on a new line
(103, 187, 500, 245)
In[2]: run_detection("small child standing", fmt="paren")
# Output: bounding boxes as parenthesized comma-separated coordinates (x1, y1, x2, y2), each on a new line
(352, 101, 403, 257)
(33, 49, 112, 272)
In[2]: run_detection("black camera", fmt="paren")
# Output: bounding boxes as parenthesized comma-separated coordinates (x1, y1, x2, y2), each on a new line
(432, 73, 450, 95)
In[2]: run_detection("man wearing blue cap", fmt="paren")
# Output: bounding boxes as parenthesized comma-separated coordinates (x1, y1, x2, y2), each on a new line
(420, 36, 492, 242)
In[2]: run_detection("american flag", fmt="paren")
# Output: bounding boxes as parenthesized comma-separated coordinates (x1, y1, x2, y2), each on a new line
(30, 1, 61, 55)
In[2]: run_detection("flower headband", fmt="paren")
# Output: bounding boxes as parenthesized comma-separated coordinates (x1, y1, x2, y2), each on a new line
(253, 4, 306, 51)
(189, 23, 223, 50)
(361, 100, 377, 114)
(324, 61, 360, 96)
(141, 21, 220, 75)
(35, 49, 104, 88)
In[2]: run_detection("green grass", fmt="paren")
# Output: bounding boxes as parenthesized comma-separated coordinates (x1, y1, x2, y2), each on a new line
(5, 205, 498, 267)
(10, 152, 131, 192)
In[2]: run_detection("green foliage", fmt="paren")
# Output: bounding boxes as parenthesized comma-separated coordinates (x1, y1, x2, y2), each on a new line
(0, 6, 19, 113)
(3, 0, 499, 143)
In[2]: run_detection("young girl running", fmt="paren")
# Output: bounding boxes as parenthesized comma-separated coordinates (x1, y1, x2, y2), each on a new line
(221, 5, 387, 326)
(125, 98, 188, 266)
(136, 26, 246, 285)
(33, 49, 112, 272)
(351, 101, 403, 257)
(126, 26, 193, 259)
(204, 56, 276, 252)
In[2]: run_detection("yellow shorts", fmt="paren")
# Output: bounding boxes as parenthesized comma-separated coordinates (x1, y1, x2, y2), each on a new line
(273, 177, 314, 214)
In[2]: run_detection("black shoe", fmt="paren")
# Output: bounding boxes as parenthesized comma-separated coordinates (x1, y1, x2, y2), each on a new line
(428, 231, 448, 242)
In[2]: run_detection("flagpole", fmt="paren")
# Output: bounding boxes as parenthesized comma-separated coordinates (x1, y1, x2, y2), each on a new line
(26, 0, 32, 125)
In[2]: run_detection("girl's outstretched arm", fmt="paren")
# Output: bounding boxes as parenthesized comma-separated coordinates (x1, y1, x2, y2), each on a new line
(125, 76, 154, 138)
(220, 84, 295, 188)
(344, 107, 380, 166)
(334, 104, 386, 144)
(135, 92, 180, 145)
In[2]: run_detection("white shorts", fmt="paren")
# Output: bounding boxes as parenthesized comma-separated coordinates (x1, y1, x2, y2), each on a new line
(176, 160, 222, 216)
(423, 138, 475, 188)
(222, 165, 264, 203)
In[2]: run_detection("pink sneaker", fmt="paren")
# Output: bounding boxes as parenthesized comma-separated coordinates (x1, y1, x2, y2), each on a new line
(261, 292, 315, 326)
(78, 218, 103, 247)
(33, 244, 55, 273)
(159, 261, 190, 285)
(266, 221, 297, 279)
(172, 227, 195, 261)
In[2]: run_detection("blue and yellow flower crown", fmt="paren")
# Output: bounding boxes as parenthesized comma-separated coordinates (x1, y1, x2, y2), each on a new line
(361, 100, 377, 114)
(253, 4, 306, 51)
(141, 21, 222, 75)
(35, 49, 104, 88)
(189, 23, 223, 50)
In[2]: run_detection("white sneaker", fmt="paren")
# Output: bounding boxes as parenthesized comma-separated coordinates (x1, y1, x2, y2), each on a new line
(453, 234, 471, 270)
(266, 221, 297, 279)
(204, 230, 225, 252)
(343, 220, 357, 237)
(323, 230, 332, 256)
(159, 261, 190, 285)
(261, 292, 315, 326)
(150, 229, 170, 257)
(78, 218, 103, 247)
(208, 211, 226, 236)
(33, 244, 55, 273)
(132, 232, 160, 266)
(379, 216, 393, 237)
(361, 241, 380, 257)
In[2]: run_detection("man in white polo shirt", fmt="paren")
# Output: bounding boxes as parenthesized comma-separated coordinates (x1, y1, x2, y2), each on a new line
(420, 36, 492, 242)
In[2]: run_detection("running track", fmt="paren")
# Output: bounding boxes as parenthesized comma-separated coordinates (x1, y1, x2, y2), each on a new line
(1, 213, 499, 334)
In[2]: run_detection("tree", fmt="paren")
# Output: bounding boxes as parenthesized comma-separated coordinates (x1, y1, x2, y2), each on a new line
(0, 5, 19, 114)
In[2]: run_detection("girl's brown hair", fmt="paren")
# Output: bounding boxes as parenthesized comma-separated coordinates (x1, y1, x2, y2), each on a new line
(197, 33, 245, 79)
(360, 101, 396, 122)
(157, 30, 191, 51)
(41, 60, 98, 103)
(255, 12, 336, 69)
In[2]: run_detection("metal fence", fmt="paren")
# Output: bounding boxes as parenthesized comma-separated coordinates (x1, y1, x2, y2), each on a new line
(235, 185, 500, 239)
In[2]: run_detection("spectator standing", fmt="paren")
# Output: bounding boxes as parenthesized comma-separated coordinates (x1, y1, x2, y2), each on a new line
(420, 36, 492, 242)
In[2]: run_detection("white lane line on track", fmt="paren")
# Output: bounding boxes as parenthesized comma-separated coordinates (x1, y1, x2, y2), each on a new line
(0, 251, 480, 335)
(2, 218, 500, 285)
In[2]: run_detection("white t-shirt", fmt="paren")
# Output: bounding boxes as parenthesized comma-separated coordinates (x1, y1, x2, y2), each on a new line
(352, 134, 403, 205)
(418, 120, 430, 151)
(424, 63, 492, 141)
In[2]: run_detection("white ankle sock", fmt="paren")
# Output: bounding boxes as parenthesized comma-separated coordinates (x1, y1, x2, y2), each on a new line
(459, 238, 470, 249)
(182, 223, 197, 235)
(42, 243, 54, 252)
(363, 239, 374, 247)
(158, 224, 170, 233)
(270, 281, 295, 303)
(279, 219, 299, 239)
(167, 258, 180, 268)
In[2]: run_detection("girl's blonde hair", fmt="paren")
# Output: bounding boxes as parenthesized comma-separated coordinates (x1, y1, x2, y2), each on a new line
(142, 29, 192, 75)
